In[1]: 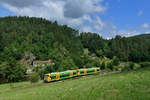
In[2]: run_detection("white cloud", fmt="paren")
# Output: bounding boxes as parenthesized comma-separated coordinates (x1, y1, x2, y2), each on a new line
(81, 26, 93, 32)
(145, 31, 150, 34)
(0, 0, 42, 8)
(108, 23, 150, 38)
(64, 0, 106, 18)
(141, 23, 149, 29)
(0, 0, 150, 38)
(0, 0, 109, 35)
(116, 30, 140, 37)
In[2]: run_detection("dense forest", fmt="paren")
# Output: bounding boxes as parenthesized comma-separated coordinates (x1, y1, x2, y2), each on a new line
(0, 16, 150, 83)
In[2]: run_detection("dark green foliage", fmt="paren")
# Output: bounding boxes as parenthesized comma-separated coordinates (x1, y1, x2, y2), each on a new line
(79, 32, 107, 55)
(108, 35, 150, 62)
(0, 60, 26, 83)
(131, 34, 150, 40)
(30, 72, 39, 83)
(0, 16, 150, 83)
(0, 16, 83, 61)
(0, 17, 150, 65)
(122, 62, 137, 71)
(129, 62, 135, 70)
(92, 58, 101, 67)
(101, 61, 105, 70)
(140, 62, 150, 68)
(0, 16, 82, 83)
(80, 33, 150, 62)
(107, 61, 114, 71)
(112, 57, 120, 66)
(121, 63, 131, 71)
(96, 50, 103, 57)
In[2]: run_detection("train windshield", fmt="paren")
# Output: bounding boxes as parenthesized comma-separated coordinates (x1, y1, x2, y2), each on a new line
(44, 75, 49, 79)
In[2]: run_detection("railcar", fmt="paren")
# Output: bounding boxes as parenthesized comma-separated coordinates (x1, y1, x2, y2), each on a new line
(44, 67, 101, 83)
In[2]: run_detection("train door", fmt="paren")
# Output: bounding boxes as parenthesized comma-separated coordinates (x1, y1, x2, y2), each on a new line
(84, 69, 87, 75)
(56, 73, 60, 80)
(94, 68, 97, 73)
(70, 71, 73, 78)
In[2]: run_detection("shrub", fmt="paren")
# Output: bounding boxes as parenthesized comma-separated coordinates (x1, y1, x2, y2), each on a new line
(0, 61, 26, 83)
(112, 57, 120, 66)
(134, 63, 141, 69)
(103, 68, 111, 72)
(117, 66, 123, 71)
(101, 61, 106, 70)
(93, 58, 101, 67)
(129, 62, 135, 70)
(121, 62, 130, 71)
(107, 61, 114, 71)
(30, 72, 39, 83)
(121, 62, 138, 71)
(113, 66, 121, 71)
(140, 62, 150, 68)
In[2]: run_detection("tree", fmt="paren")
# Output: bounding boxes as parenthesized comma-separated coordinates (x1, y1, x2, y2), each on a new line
(112, 57, 120, 66)
(96, 50, 103, 57)
(0, 62, 9, 83)
(30, 72, 39, 83)
(101, 61, 105, 70)
(0, 60, 26, 83)
(107, 61, 114, 71)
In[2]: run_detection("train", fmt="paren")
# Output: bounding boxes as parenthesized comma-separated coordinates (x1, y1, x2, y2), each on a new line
(44, 67, 101, 83)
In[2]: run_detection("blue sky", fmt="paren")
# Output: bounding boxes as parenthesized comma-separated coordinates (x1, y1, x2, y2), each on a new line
(0, 0, 149, 38)
(0, 6, 14, 17)
(102, 0, 150, 30)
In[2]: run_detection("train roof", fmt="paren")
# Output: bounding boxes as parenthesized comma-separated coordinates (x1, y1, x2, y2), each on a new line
(44, 67, 99, 75)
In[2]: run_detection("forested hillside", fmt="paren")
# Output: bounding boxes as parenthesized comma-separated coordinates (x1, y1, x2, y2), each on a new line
(0, 16, 84, 83)
(130, 34, 150, 40)
(80, 33, 150, 62)
(0, 16, 150, 83)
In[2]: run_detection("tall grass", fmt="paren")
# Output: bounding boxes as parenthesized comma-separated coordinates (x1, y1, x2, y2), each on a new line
(0, 67, 150, 100)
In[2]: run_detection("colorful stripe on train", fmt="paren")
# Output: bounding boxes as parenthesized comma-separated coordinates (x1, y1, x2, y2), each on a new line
(44, 67, 101, 83)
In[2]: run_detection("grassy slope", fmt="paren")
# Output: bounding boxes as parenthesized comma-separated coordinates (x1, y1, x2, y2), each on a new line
(0, 68, 150, 100)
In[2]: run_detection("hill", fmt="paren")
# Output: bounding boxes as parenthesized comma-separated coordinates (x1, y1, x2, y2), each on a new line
(0, 16, 83, 62)
(0, 16, 150, 83)
(130, 34, 150, 40)
(0, 16, 150, 64)
(0, 67, 150, 100)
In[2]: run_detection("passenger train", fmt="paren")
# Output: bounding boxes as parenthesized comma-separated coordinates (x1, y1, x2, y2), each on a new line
(44, 67, 101, 83)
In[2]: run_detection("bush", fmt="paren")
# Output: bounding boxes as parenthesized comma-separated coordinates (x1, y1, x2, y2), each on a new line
(117, 66, 123, 71)
(103, 68, 111, 72)
(93, 58, 101, 67)
(113, 66, 120, 71)
(121, 62, 130, 71)
(121, 62, 139, 71)
(140, 62, 150, 68)
(134, 63, 141, 70)
(0, 61, 26, 83)
(107, 61, 114, 71)
(101, 61, 106, 70)
(112, 57, 120, 66)
(30, 72, 39, 83)
(129, 62, 135, 70)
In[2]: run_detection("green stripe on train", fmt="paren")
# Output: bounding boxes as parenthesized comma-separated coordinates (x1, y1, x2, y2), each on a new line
(44, 67, 100, 83)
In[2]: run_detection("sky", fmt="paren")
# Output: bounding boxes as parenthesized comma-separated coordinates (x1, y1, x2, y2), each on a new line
(0, 0, 150, 38)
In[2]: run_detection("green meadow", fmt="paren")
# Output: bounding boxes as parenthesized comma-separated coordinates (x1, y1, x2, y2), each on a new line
(0, 67, 150, 100)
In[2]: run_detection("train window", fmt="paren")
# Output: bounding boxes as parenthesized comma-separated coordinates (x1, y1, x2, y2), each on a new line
(60, 74, 69, 77)
(80, 71, 84, 73)
(44, 75, 49, 79)
(73, 72, 77, 74)
(88, 70, 94, 72)
(51, 76, 56, 79)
